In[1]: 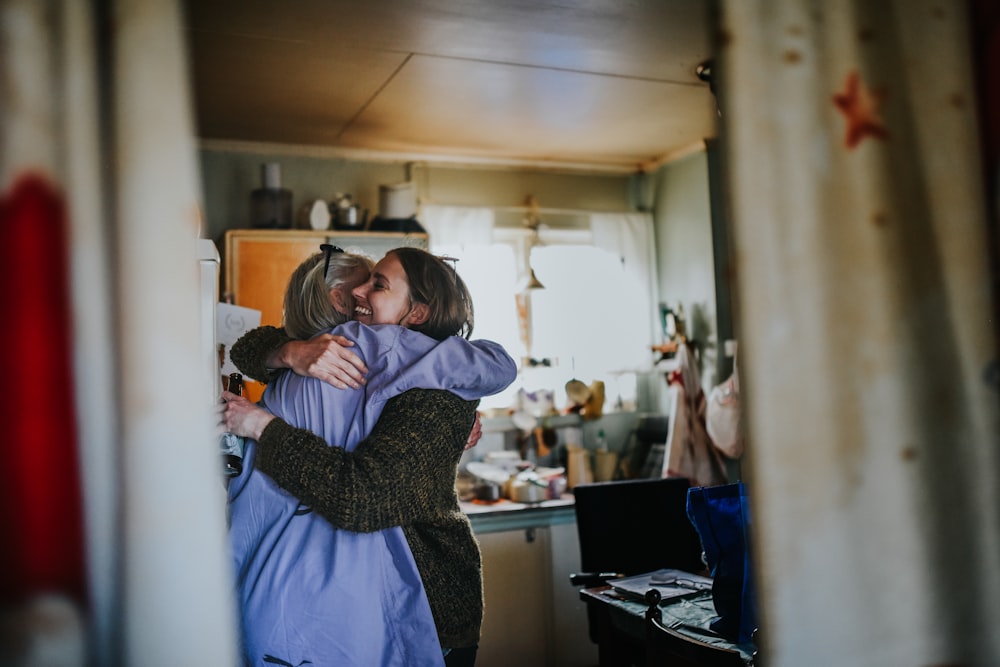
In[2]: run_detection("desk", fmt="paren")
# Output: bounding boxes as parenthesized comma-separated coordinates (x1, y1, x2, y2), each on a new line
(579, 586, 755, 666)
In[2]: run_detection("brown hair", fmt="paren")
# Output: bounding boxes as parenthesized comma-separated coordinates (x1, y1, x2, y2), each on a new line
(388, 247, 474, 341)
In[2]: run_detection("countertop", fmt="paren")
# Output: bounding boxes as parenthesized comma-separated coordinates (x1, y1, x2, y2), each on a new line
(460, 494, 576, 534)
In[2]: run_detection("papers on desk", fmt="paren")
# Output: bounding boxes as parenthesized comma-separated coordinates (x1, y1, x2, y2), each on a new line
(609, 568, 713, 604)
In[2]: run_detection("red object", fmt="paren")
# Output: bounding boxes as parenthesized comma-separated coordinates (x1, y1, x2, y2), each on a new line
(0, 173, 87, 604)
(832, 70, 890, 149)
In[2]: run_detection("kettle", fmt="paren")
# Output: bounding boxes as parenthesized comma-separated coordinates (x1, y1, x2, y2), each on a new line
(331, 194, 368, 230)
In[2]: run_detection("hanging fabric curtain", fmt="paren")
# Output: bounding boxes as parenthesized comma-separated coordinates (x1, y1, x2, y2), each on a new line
(419, 204, 496, 249)
(590, 212, 659, 349)
(419, 204, 530, 368)
(0, 1, 237, 665)
(719, 1, 1000, 665)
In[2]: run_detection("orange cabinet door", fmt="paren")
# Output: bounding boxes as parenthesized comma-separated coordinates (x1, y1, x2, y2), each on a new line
(222, 229, 427, 400)
(225, 230, 326, 327)
(224, 229, 429, 327)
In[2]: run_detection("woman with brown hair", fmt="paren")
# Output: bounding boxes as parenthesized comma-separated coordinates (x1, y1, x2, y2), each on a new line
(224, 247, 511, 666)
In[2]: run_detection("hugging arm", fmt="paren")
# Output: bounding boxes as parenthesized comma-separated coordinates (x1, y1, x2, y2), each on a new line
(253, 389, 477, 531)
(229, 326, 293, 384)
(230, 325, 368, 389)
(423, 338, 517, 400)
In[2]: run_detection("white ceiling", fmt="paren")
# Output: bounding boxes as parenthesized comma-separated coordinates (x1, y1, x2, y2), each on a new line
(183, 0, 717, 173)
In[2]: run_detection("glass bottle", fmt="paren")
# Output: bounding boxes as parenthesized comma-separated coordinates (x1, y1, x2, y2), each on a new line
(221, 373, 245, 477)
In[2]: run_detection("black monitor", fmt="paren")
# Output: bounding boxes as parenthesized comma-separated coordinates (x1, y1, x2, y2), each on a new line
(572, 477, 704, 578)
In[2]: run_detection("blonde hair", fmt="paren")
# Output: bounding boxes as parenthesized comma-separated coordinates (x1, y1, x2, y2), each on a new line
(282, 250, 373, 340)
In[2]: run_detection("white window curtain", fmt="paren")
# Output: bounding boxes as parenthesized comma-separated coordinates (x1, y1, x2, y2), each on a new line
(421, 205, 523, 410)
(420, 208, 519, 360)
(420, 204, 495, 247)
(590, 212, 659, 348)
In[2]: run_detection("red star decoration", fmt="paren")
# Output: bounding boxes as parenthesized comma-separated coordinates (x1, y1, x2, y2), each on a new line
(833, 70, 889, 148)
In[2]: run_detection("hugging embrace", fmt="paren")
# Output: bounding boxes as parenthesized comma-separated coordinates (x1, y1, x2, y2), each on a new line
(221, 245, 516, 666)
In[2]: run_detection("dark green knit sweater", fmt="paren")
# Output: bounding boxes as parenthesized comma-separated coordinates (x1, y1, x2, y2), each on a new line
(231, 326, 484, 649)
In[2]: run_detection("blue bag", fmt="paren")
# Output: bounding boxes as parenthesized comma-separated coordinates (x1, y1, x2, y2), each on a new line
(686, 482, 759, 644)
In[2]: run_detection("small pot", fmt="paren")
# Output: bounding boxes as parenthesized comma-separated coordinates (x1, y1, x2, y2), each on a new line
(474, 483, 502, 502)
(334, 204, 365, 229)
(506, 478, 548, 503)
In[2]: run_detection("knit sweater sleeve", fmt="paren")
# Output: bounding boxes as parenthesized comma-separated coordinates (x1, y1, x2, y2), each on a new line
(229, 325, 293, 384)
(254, 388, 478, 532)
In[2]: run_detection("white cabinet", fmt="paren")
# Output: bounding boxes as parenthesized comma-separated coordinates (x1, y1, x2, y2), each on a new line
(476, 522, 598, 667)
(477, 529, 549, 666)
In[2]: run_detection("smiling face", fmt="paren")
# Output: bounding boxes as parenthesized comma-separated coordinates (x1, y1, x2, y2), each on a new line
(351, 252, 429, 328)
(328, 264, 370, 317)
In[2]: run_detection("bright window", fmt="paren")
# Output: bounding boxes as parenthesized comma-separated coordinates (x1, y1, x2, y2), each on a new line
(433, 225, 652, 415)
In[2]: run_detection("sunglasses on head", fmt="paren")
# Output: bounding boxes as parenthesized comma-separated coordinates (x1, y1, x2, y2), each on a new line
(320, 244, 345, 279)
(440, 255, 460, 282)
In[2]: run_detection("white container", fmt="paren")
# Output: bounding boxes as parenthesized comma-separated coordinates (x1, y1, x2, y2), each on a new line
(566, 446, 593, 489)
(308, 199, 331, 230)
(379, 181, 417, 220)
(262, 162, 282, 189)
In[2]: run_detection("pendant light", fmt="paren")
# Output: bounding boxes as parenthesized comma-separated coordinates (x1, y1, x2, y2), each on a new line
(519, 195, 545, 291)
(524, 267, 545, 290)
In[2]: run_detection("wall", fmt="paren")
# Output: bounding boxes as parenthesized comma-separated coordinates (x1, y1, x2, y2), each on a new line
(649, 150, 718, 408)
(648, 150, 743, 481)
(198, 146, 633, 241)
